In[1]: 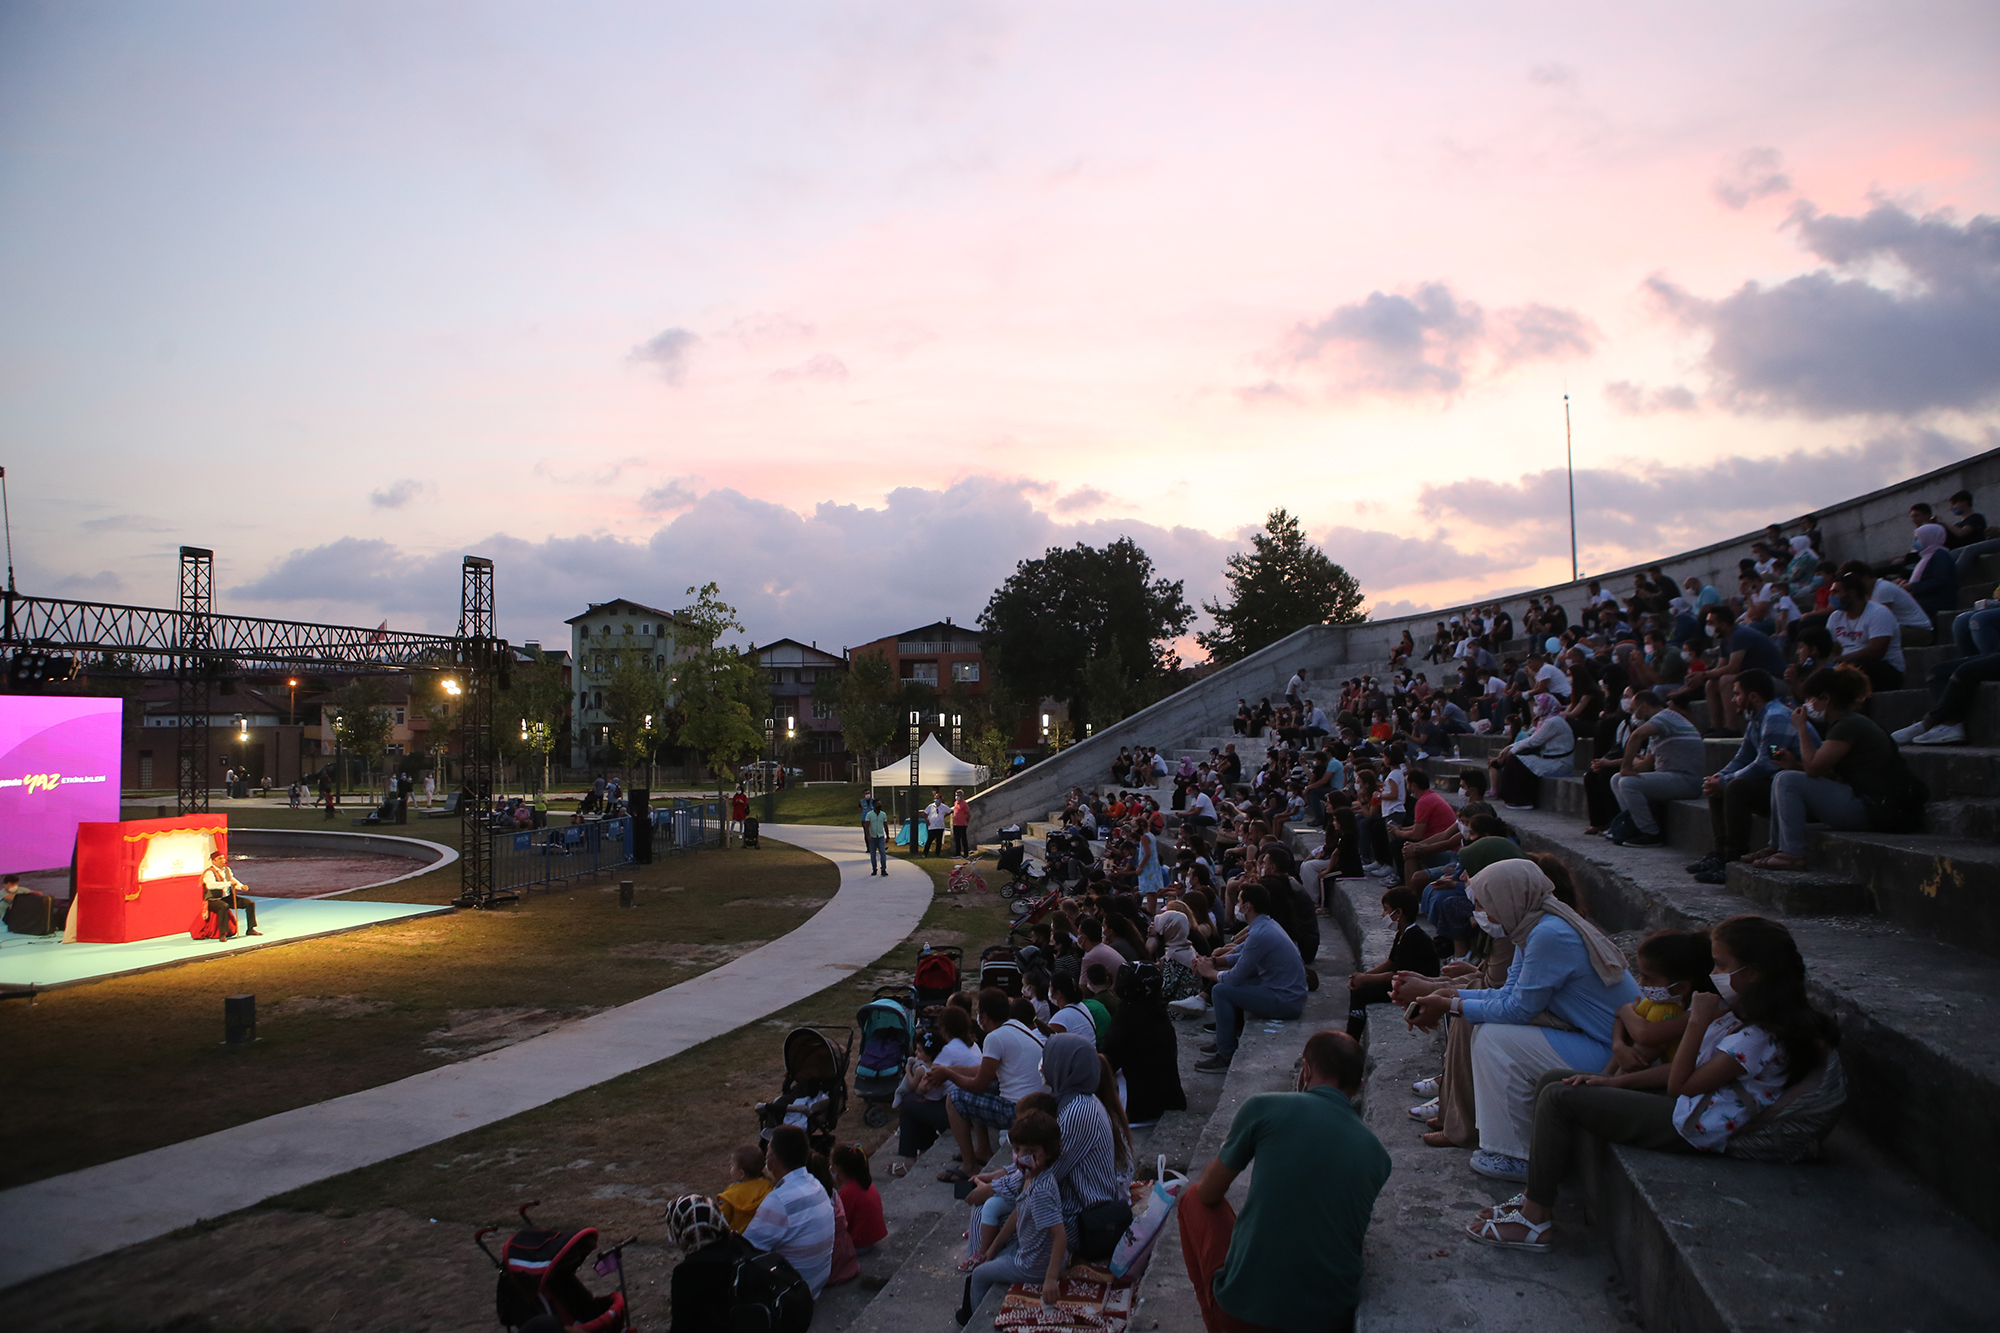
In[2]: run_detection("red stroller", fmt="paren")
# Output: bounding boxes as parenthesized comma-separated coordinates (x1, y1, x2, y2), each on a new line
(476, 1202, 633, 1332)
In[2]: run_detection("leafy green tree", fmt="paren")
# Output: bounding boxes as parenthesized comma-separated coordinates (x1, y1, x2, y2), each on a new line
(669, 583, 769, 801)
(328, 677, 395, 793)
(817, 648, 902, 771)
(602, 653, 668, 785)
(1197, 508, 1365, 664)
(978, 537, 1192, 720)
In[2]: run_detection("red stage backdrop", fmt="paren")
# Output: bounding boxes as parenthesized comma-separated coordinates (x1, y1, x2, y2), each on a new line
(74, 815, 230, 944)
(0, 695, 122, 871)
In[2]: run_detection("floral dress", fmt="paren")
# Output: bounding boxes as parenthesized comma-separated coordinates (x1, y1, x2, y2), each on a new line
(1671, 1012, 1789, 1151)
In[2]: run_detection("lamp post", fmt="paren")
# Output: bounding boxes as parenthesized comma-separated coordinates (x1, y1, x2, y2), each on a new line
(1041, 712, 1051, 751)
(763, 716, 776, 824)
(950, 712, 961, 753)
(908, 709, 921, 857)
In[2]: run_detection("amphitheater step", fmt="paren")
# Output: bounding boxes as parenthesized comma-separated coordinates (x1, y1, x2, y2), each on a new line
(1502, 803, 2000, 1242)
(1806, 831, 2000, 959)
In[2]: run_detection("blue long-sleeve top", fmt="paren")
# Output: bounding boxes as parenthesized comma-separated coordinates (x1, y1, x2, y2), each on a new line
(1717, 698, 1817, 782)
(1219, 914, 1307, 1006)
(1908, 548, 1958, 615)
(1458, 916, 1639, 1069)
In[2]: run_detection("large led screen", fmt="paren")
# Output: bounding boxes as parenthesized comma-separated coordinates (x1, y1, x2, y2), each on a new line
(0, 696, 122, 871)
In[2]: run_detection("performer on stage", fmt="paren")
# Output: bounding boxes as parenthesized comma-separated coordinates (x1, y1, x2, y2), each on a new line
(200, 849, 262, 936)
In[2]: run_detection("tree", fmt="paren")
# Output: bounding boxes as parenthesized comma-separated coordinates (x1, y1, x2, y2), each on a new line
(669, 583, 769, 800)
(503, 647, 572, 792)
(328, 677, 395, 793)
(602, 653, 668, 785)
(817, 649, 901, 771)
(978, 537, 1192, 721)
(1196, 508, 1364, 664)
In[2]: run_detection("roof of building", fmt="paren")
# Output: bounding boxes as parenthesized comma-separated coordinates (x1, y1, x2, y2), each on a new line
(861, 620, 981, 650)
(751, 638, 848, 667)
(564, 599, 681, 626)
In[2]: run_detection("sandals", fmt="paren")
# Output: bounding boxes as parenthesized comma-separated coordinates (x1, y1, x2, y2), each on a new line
(957, 1254, 982, 1272)
(1750, 852, 1808, 871)
(936, 1168, 971, 1184)
(1465, 1208, 1552, 1252)
(1475, 1193, 1526, 1221)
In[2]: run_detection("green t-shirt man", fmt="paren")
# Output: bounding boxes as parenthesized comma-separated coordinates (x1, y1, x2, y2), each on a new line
(1212, 1085, 1391, 1330)
(862, 808, 889, 840)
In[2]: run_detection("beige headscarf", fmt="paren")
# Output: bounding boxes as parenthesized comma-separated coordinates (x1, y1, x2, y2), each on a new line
(1152, 910, 1196, 967)
(1469, 859, 1627, 987)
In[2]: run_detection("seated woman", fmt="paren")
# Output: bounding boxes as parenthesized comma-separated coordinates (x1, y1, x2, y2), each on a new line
(1348, 887, 1440, 1007)
(1464, 915, 1842, 1251)
(1403, 860, 1638, 1182)
(1489, 693, 1575, 810)
(895, 1006, 981, 1171)
(1146, 907, 1203, 1001)
(1753, 664, 1906, 871)
(665, 1194, 760, 1333)
(1901, 523, 1958, 617)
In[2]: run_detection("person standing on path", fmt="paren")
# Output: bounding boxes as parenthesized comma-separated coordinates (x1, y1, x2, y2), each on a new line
(952, 789, 971, 858)
(926, 791, 951, 857)
(1179, 1030, 1387, 1333)
(863, 802, 890, 876)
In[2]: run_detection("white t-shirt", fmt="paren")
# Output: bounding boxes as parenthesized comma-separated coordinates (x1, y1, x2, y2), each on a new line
(1828, 601, 1905, 671)
(1286, 673, 1306, 697)
(1191, 792, 1217, 820)
(926, 1037, 984, 1101)
(1535, 663, 1571, 698)
(1870, 579, 1933, 631)
(981, 1020, 1049, 1103)
(1672, 1013, 1790, 1151)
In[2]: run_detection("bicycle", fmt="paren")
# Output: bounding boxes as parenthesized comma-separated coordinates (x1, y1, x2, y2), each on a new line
(947, 861, 988, 895)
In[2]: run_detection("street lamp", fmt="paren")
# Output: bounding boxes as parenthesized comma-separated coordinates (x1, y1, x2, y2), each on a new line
(762, 716, 776, 824)
(1041, 712, 1051, 750)
(907, 710, 922, 857)
(287, 678, 298, 726)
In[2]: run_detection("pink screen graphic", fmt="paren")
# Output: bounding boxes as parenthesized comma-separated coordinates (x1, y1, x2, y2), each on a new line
(0, 696, 123, 872)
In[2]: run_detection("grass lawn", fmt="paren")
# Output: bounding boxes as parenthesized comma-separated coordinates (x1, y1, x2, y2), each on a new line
(1, 838, 838, 1188)
(0, 855, 1020, 1333)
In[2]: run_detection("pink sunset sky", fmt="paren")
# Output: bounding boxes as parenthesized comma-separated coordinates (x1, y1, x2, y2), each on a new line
(2, 1, 1996, 653)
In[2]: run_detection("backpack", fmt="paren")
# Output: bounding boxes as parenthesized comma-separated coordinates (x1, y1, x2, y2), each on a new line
(1723, 1049, 1848, 1163)
(729, 1249, 813, 1333)
(1861, 745, 1929, 834)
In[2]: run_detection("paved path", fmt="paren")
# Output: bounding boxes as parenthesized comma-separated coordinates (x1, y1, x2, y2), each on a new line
(0, 824, 929, 1290)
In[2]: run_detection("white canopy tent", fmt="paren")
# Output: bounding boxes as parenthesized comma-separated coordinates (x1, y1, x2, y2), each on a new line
(868, 734, 990, 789)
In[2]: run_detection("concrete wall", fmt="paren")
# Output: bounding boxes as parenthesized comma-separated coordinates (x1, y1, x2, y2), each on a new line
(966, 442, 2000, 838)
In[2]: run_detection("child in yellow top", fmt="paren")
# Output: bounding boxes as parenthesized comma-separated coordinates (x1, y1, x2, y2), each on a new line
(716, 1143, 773, 1233)
(1606, 930, 1713, 1080)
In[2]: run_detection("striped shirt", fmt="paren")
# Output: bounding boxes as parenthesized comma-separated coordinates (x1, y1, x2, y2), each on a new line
(743, 1166, 836, 1296)
(1050, 1095, 1126, 1248)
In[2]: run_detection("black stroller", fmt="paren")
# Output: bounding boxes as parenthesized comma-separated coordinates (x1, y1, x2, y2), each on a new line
(994, 831, 1046, 901)
(475, 1202, 633, 1332)
(978, 944, 1023, 998)
(742, 814, 761, 849)
(756, 1026, 853, 1155)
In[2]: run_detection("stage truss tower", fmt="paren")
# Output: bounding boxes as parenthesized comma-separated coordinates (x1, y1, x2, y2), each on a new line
(176, 546, 214, 814)
(454, 556, 508, 908)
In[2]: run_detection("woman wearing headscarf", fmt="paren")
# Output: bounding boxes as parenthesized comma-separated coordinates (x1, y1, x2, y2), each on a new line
(666, 1194, 763, 1333)
(1039, 1032, 1132, 1261)
(1148, 907, 1203, 1002)
(1405, 860, 1637, 1183)
(1783, 535, 1823, 605)
(1902, 522, 1958, 616)
(1488, 692, 1575, 810)
(1103, 961, 1187, 1125)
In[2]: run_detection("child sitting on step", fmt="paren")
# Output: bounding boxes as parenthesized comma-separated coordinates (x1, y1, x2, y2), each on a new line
(1605, 931, 1715, 1082)
(958, 1092, 1059, 1273)
(716, 1143, 772, 1233)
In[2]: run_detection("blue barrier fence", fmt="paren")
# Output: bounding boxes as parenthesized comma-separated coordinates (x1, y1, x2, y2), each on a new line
(491, 799, 724, 897)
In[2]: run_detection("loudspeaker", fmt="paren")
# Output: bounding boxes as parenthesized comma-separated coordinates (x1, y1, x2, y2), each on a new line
(629, 788, 652, 863)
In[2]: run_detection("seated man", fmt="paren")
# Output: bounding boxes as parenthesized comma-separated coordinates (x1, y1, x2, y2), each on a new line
(200, 850, 262, 936)
(1179, 1031, 1388, 1333)
(1190, 883, 1307, 1074)
(1892, 604, 2000, 747)
(743, 1125, 836, 1298)
(1607, 690, 1706, 847)
(1702, 604, 1787, 734)
(1687, 670, 1811, 880)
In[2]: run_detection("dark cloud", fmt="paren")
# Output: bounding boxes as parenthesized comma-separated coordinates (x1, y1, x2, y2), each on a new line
(628, 327, 700, 385)
(1052, 486, 1109, 513)
(1419, 427, 1993, 563)
(770, 352, 849, 382)
(638, 479, 699, 514)
(1286, 283, 1595, 397)
(1650, 201, 2000, 416)
(368, 478, 430, 509)
(1603, 380, 1698, 415)
(1713, 147, 1792, 210)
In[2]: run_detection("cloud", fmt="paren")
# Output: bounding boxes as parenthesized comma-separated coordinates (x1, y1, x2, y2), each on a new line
(628, 327, 700, 385)
(771, 352, 849, 382)
(1714, 147, 1792, 210)
(1417, 426, 1992, 565)
(1368, 598, 1427, 620)
(369, 478, 432, 509)
(1235, 380, 1297, 404)
(1285, 283, 1596, 397)
(1649, 201, 2000, 416)
(639, 479, 699, 514)
(1603, 380, 1698, 415)
(1528, 62, 1577, 88)
(1315, 525, 1494, 591)
(78, 513, 171, 534)
(1052, 486, 1110, 513)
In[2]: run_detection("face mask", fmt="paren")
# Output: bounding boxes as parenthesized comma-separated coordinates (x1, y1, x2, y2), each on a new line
(1472, 909, 1507, 939)
(1619, 697, 1634, 713)
(1233, 905, 1247, 923)
(1710, 970, 1738, 1003)
(1805, 704, 1826, 723)
(1639, 984, 1675, 1004)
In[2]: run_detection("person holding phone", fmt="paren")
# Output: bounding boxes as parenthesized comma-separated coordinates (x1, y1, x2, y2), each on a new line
(1685, 671, 1811, 882)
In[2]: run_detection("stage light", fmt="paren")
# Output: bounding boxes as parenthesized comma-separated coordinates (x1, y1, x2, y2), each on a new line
(442, 678, 462, 695)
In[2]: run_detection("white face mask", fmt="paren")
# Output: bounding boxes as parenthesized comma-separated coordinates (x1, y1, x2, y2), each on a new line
(1233, 904, 1247, 923)
(1639, 984, 1676, 1004)
(1619, 697, 1635, 713)
(1804, 704, 1826, 723)
(1710, 970, 1738, 1003)
(1472, 909, 1507, 939)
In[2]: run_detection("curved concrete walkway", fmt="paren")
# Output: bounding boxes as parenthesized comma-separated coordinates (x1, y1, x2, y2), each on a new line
(0, 825, 930, 1290)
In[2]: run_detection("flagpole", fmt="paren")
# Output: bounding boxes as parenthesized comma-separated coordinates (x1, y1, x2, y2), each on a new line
(1564, 395, 1579, 583)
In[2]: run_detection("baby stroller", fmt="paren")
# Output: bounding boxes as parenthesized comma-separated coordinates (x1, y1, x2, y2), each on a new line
(978, 944, 1023, 998)
(742, 814, 760, 849)
(994, 835, 1046, 901)
(756, 1025, 853, 1155)
(475, 1202, 633, 1333)
(913, 944, 962, 1006)
(854, 987, 916, 1127)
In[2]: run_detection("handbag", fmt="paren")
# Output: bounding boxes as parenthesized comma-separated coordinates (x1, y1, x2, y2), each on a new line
(1109, 1155, 1187, 1278)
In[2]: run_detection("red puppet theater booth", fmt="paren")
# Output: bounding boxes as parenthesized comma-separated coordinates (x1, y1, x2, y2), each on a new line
(73, 816, 230, 944)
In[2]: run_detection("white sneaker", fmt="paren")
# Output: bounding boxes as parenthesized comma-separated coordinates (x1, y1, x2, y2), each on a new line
(1412, 1077, 1440, 1097)
(1408, 1097, 1439, 1122)
(1169, 995, 1209, 1013)
(1912, 722, 1966, 745)
(1890, 720, 1927, 744)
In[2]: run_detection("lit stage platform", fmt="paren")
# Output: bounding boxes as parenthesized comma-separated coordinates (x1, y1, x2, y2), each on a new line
(0, 896, 450, 992)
